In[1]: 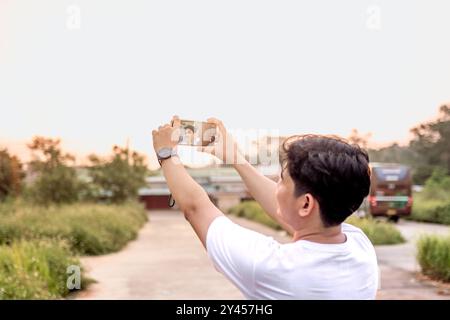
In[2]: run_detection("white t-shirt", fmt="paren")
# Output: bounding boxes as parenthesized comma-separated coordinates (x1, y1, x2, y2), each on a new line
(206, 216, 379, 300)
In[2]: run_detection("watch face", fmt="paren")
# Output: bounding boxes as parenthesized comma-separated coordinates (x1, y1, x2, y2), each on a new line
(158, 148, 172, 159)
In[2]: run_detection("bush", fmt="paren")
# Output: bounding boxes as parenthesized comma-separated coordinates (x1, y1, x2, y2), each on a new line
(0, 149, 23, 201)
(0, 200, 146, 299)
(27, 164, 82, 205)
(26, 137, 83, 205)
(228, 201, 282, 231)
(88, 146, 148, 203)
(228, 201, 405, 245)
(417, 234, 450, 282)
(411, 196, 450, 225)
(0, 240, 87, 299)
(0, 201, 148, 255)
(408, 168, 450, 225)
(345, 216, 405, 245)
(421, 168, 450, 202)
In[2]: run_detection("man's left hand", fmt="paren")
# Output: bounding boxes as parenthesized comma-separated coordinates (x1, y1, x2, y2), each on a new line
(152, 115, 181, 153)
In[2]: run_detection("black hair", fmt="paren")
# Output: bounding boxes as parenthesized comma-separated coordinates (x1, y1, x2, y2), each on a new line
(279, 134, 371, 227)
(184, 125, 196, 133)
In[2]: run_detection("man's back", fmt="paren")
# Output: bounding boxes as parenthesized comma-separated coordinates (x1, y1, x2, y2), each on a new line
(207, 217, 378, 300)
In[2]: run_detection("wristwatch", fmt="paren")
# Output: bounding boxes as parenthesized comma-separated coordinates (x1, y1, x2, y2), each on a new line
(157, 147, 177, 165)
(156, 147, 177, 208)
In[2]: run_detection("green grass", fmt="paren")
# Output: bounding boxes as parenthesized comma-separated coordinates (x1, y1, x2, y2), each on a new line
(0, 240, 91, 299)
(345, 216, 405, 245)
(228, 201, 283, 231)
(417, 234, 450, 282)
(410, 194, 450, 225)
(0, 200, 148, 255)
(228, 201, 405, 245)
(0, 200, 147, 299)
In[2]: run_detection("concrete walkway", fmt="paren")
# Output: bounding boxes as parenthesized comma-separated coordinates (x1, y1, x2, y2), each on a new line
(375, 220, 450, 300)
(75, 210, 243, 299)
(75, 211, 450, 300)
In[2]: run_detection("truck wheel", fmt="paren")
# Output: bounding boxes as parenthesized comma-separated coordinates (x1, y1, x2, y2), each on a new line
(388, 215, 399, 223)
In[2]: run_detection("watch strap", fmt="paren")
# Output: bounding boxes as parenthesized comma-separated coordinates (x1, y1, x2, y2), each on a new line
(157, 148, 177, 165)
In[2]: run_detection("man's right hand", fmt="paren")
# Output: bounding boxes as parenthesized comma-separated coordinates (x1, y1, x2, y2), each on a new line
(198, 118, 245, 165)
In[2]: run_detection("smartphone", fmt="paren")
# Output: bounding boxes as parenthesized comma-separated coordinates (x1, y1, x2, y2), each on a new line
(178, 120, 217, 146)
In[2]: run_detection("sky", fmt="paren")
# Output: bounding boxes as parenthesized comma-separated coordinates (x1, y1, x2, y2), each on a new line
(1, 0, 449, 169)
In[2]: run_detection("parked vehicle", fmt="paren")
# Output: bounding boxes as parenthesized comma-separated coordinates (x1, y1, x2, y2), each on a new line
(360, 162, 413, 222)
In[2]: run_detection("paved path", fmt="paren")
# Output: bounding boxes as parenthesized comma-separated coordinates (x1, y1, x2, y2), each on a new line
(75, 211, 450, 300)
(376, 220, 450, 273)
(75, 210, 243, 299)
(375, 220, 450, 299)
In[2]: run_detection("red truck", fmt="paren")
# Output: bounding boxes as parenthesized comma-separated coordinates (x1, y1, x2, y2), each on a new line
(362, 162, 413, 222)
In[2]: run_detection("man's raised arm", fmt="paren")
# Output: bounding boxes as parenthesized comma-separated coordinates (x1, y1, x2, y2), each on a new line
(152, 116, 223, 248)
(201, 118, 295, 235)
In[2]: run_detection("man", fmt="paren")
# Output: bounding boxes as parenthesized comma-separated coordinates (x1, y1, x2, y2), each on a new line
(180, 124, 196, 145)
(152, 116, 378, 299)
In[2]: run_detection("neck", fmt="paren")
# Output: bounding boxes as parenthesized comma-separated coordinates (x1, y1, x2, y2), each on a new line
(292, 224, 346, 244)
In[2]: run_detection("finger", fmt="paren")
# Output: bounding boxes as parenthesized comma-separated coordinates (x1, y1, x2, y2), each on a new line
(171, 130, 181, 142)
(206, 117, 218, 123)
(152, 130, 157, 136)
(207, 117, 225, 132)
(158, 126, 163, 130)
(206, 118, 222, 126)
(172, 115, 181, 128)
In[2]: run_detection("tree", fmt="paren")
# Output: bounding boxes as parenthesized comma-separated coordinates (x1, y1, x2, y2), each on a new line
(348, 129, 372, 149)
(27, 137, 81, 205)
(366, 104, 450, 184)
(368, 143, 419, 164)
(0, 149, 23, 200)
(422, 167, 450, 201)
(368, 143, 427, 183)
(88, 145, 148, 203)
(409, 104, 450, 180)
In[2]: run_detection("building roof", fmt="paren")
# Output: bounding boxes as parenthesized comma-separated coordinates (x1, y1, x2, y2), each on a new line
(142, 164, 279, 196)
(139, 188, 171, 196)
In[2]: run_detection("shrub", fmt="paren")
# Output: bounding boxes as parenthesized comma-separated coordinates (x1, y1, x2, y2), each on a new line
(229, 201, 282, 230)
(0, 149, 23, 200)
(88, 146, 148, 203)
(408, 168, 450, 225)
(421, 168, 450, 202)
(0, 200, 146, 299)
(417, 234, 450, 282)
(345, 216, 405, 245)
(0, 240, 88, 299)
(26, 137, 82, 205)
(0, 201, 148, 255)
(27, 165, 82, 205)
(410, 194, 450, 225)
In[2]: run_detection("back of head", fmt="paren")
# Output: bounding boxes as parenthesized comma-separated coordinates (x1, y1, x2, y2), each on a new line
(280, 134, 371, 227)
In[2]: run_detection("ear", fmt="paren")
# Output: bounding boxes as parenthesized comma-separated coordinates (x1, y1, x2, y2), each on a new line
(297, 193, 315, 218)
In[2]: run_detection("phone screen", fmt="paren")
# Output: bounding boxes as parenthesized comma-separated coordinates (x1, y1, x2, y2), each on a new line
(178, 120, 217, 146)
